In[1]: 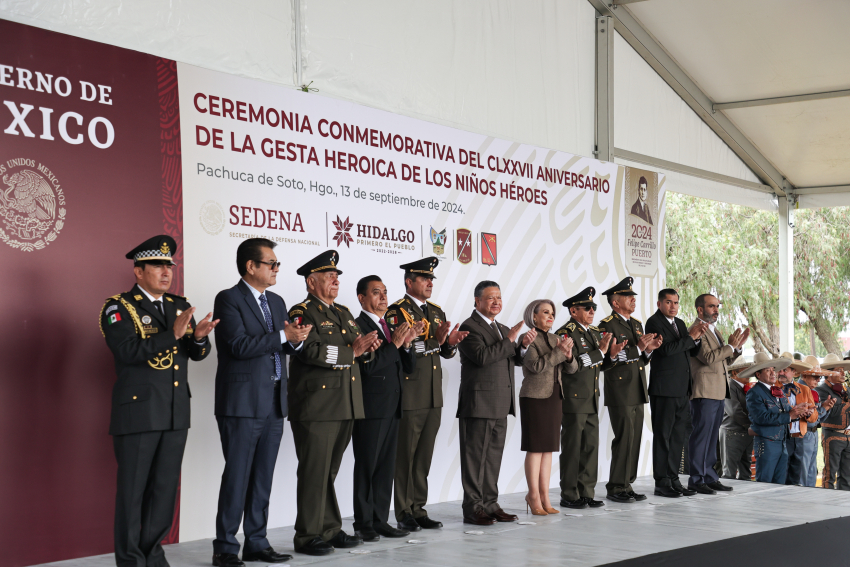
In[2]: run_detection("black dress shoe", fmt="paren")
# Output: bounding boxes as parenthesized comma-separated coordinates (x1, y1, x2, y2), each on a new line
(463, 509, 496, 525)
(354, 528, 380, 542)
(653, 486, 682, 498)
(297, 537, 334, 556)
(707, 480, 733, 492)
(243, 547, 292, 563)
(415, 516, 443, 529)
(672, 482, 697, 496)
(560, 498, 588, 509)
(690, 483, 717, 495)
(627, 491, 647, 501)
(398, 514, 422, 532)
(583, 497, 605, 508)
(328, 530, 363, 548)
(375, 524, 410, 538)
(606, 492, 635, 503)
(213, 552, 245, 567)
(490, 508, 518, 522)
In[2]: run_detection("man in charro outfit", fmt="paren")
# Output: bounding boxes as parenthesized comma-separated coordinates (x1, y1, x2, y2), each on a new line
(383, 257, 468, 532)
(597, 277, 662, 503)
(287, 250, 382, 555)
(815, 368, 850, 490)
(555, 287, 622, 509)
(100, 235, 217, 567)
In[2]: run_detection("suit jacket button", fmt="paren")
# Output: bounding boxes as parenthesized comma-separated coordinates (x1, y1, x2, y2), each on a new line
(342, 330, 346, 334)
(406, 377, 409, 380)
(174, 365, 179, 370)
(396, 389, 399, 392)
(352, 377, 355, 381)
(640, 367, 643, 370)
(133, 396, 137, 400)
(433, 365, 437, 369)
(174, 381, 178, 387)
(271, 376, 275, 381)
(322, 385, 326, 389)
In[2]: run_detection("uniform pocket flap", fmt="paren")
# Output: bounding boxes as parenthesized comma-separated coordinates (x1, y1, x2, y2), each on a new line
(307, 376, 341, 391)
(120, 385, 151, 404)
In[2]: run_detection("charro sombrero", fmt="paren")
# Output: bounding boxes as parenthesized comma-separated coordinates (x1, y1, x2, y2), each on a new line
(820, 353, 850, 371)
(738, 352, 791, 379)
(779, 351, 813, 372)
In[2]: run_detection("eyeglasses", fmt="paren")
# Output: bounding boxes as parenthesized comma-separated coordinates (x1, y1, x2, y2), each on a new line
(576, 305, 596, 312)
(256, 260, 281, 270)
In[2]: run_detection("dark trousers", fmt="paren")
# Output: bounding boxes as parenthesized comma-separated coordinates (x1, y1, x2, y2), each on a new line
(394, 407, 441, 521)
(754, 435, 788, 484)
(560, 412, 599, 501)
(822, 430, 850, 490)
(113, 428, 188, 567)
(785, 434, 805, 485)
(352, 416, 400, 531)
(606, 404, 643, 496)
(213, 393, 284, 555)
(720, 428, 753, 480)
(650, 395, 691, 486)
(291, 419, 354, 550)
(687, 398, 724, 486)
(458, 417, 507, 516)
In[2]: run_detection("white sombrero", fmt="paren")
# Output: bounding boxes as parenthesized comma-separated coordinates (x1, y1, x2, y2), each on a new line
(738, 352, 791, 379)
(779, 351, 813, 372)
(819, 353, 850, 371)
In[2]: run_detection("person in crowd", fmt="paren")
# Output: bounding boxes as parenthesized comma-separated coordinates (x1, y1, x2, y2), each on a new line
(456, 281, 533, 525)
(518, 299, 578, 514)
(351, 276, 421, 542)
(777, 353, 818, 486)
(598, 277, 661, 503)
(100, 235, 216, 567)
(687, 293, 748, 494)
(645, 289, 707, 497)
(814, 361, 850, 490)
(287, 250, 381, 555)
(796, 354, 837, 486)
(743, 353, 811, 484)
(211, 238, 312, 567)
(719, 361, 754, 480)
(384, 257, 467, 532)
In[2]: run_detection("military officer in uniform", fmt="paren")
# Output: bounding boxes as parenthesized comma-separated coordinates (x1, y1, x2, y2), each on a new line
(384, 257, 468, 531)
(287, 250, 382, 555)
(100, 235, 217, 567)
(555, 287, 620, 509)
(598, 277, 662, 503)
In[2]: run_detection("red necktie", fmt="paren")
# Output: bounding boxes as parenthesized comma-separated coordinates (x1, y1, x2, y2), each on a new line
(380, 318, 392, 341)
(770, 386, 784, 398)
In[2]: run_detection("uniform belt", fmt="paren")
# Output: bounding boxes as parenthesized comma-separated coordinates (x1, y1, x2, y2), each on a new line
(825, 429, 850, 437)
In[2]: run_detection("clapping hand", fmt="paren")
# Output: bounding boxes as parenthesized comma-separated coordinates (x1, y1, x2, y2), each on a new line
(506, 321, 525, 343)
(445, 323, 469, 346)
(688, 321, 709, 341)
(391, 321, 412, 348)
(194, 312, 220, 340)
(283, 320, 312, 344)
(637, 332, 655, 352)
(728, 327, 750, 350)
(823, 397, 837, 411)
(522, 328, 537, 348)
(558, 336, 574, 361)
(173, 307, 196, 340)
(353, 330, 381, 357)
(609, 337, 627, 359)
(598, 332, 613, 355)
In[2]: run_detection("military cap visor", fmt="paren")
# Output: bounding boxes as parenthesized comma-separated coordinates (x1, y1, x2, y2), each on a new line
(563, 286, 596, 309)
(297, 250, 343, 276)
(601, 276, 637, 296)
(126, 235, 177, 265)
(400, 257, 439, 279)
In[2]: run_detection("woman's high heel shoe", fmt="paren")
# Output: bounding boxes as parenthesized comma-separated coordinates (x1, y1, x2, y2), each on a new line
(544, 506, 560, 514)
(525, 495, 548, 515)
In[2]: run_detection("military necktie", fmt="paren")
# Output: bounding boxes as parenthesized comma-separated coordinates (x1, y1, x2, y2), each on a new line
(259, 293, 281, 381)
(153, 299, 164, 319)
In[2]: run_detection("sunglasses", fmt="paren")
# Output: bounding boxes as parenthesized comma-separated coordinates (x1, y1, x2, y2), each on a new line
(256, 260, 282, 270)
(575, 305, 597, 312)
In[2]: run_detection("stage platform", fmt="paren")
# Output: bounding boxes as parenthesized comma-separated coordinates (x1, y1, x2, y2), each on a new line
(34, 475, 850, 567)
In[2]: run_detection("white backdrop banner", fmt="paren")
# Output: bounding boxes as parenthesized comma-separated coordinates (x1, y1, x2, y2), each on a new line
(177, 62, 665, 541)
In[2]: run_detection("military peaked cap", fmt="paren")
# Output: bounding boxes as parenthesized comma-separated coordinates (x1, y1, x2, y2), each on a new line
(400, 256, 438, 279)
(126, 235, 177, 265)
(563, 286, 597, 310)
(601, 276, 637, 296)
(297, 249, 342, 276)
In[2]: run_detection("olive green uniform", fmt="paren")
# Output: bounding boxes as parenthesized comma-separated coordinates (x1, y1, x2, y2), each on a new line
(554, 318, 609, 501)
(597, 312, 650, 496)
(288, 294, 369, 550)
(384, 296, 456, 521)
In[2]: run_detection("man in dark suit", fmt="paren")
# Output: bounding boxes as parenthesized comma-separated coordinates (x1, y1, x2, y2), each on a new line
(629, 177, 653, 225)
(352, 275, 419, 542)
(645, 288, 708, 498)
(288, 250, 381, 556)
(720, 362, 754, 480)
(598, 277, 661, 503)
(100, 235, 217, 567)
(212, 238, 313, 567)
(457, 280, 534, 525)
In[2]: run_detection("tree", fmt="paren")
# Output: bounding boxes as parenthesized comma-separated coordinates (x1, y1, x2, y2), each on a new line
(665, 193, 850, 356)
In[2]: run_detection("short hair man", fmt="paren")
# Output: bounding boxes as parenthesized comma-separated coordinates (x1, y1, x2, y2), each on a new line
(776, 353, 818, 486)
(630, 176, 653, 225)
(100, 235, 216, 567)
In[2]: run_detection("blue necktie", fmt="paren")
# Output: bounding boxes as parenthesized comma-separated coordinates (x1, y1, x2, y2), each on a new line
(259, 293, 281, 381)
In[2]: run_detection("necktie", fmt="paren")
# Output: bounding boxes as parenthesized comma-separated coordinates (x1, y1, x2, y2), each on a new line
(671, 320, 680, 337)
(421, 303, 429, 319)
(380, 318, 392, 341)
(491, 321, 502, 339)
(259, 294, 281, 381)
(153, 300, 164, 319)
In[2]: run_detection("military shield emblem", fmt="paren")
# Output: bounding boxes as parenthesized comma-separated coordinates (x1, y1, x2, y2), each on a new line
(430, 227, 447, 255)
(456, 228, 472, 264)
(481, 232, 497, 266)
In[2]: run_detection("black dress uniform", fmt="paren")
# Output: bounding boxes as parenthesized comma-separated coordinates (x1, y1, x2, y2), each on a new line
(598, 277, 651, 502)
(100, 236, 210, 567)
(287, 251, 370, 554)
(383, 257, 457, 529)
(554, 288, 611, 507)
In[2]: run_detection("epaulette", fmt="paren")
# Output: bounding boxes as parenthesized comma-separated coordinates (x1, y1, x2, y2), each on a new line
(335, 302, 351, 312)
(289, 307, 304, 315)
(293, 301, 308, 309)
(426, 300, 442, 309)
(601, 315, 614, 323)
(566, 322, 576, 332)
(164, 292, 187, 302)
(631, 316, 642, 323)
(392, 298, 406, 306)
(589, 325, 600, 332)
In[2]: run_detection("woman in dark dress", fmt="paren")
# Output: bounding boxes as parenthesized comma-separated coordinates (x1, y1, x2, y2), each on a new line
(519, 299, 577, 515)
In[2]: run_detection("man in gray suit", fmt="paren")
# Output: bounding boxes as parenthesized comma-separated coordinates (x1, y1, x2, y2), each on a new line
(719, 361, 753, 480)
(457, 281, 534, 525)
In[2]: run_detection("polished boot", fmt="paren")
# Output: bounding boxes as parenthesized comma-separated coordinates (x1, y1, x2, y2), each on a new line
(297, 537, 334, 556)
(707, 480, 733, 492)
(653, 485, 682, 498)
(583, 497, 605, 508)
(415, 516, 443, 529)
(327, 530, 363, 548)
(560, 498, 588, 510)
(213, 553, 245, 567)
(354, 528, 380, 542)
(397, 514, 422, 532)
(490, 508, 518, 522)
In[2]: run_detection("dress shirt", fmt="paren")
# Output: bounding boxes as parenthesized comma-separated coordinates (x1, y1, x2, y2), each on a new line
(787, 388, 800, 434)
(666, 315, 699, 345)
(475, 309, 527, 356)
(241, 279, 302, 351)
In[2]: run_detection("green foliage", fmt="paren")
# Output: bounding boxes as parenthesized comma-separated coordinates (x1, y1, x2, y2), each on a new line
(665, 193, 850, 355)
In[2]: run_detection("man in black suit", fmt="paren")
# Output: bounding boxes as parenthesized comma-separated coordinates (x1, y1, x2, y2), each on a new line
(212, 238, 313, 567)
(644, 288, 708, 498)
(101, 235, 217, 567)
(352, 276, 420, 542)
(630, 176, 653, 225)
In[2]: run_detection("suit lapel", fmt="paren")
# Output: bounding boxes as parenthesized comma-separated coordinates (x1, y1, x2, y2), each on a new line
(238, 280, 269, 331)
(471, 310, 500, 342)
(358, 313, 380, 337)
